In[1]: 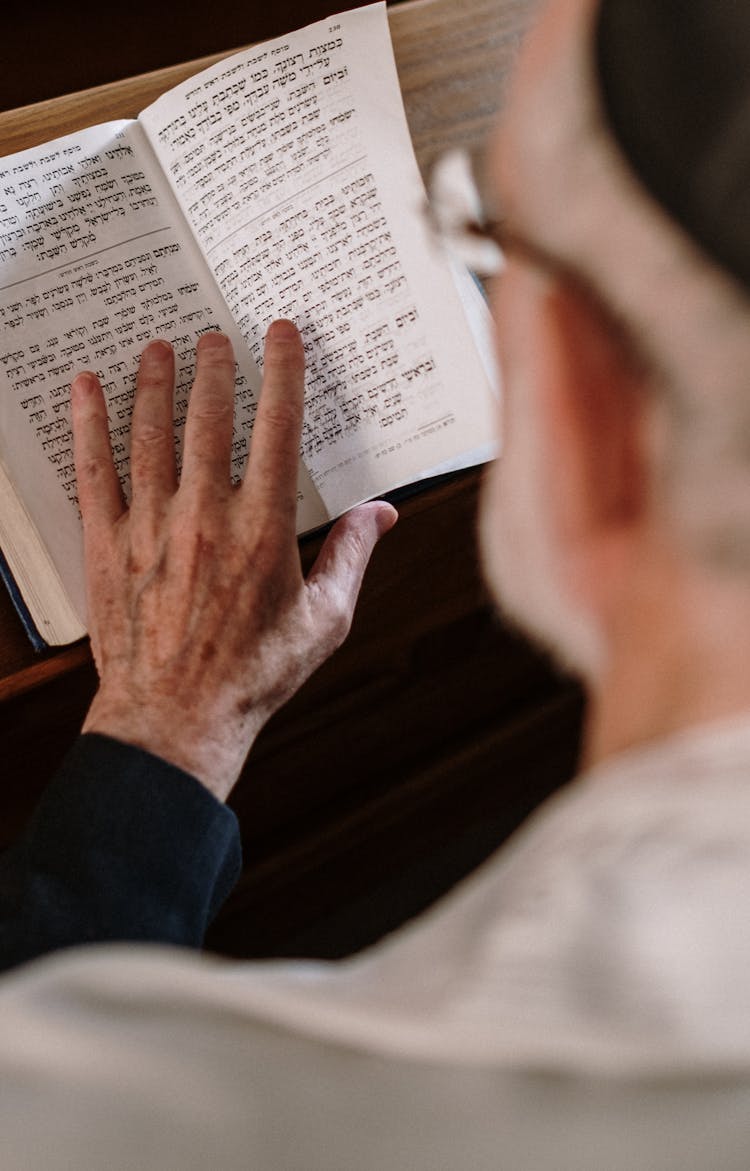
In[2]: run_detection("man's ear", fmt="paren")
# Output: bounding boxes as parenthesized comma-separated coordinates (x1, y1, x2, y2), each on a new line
(534, 277, 648, 551)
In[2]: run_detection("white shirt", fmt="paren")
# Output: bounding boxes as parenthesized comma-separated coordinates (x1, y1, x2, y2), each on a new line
(4, 718, 750, 1169)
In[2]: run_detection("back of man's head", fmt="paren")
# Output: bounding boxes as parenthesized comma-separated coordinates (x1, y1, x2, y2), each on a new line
(502, 0, 750, 570)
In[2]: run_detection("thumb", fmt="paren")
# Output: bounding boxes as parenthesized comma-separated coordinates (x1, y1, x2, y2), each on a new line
(306, 501, 398, 644)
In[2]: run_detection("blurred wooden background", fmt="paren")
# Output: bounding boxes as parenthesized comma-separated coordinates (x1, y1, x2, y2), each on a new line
(0, 0, 582, 960)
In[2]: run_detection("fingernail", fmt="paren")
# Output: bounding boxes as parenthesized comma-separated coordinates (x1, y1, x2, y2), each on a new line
(197, 331, 230, 350)
(266, 318, 299, 342)
(71, 371, 99, 399)
(143, 339, 173, 359)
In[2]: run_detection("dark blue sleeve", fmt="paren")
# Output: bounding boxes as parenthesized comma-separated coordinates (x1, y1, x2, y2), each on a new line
(0, 733, 242, 973)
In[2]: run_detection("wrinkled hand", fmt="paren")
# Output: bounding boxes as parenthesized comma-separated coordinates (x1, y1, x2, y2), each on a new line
(70, 323, 397, 800)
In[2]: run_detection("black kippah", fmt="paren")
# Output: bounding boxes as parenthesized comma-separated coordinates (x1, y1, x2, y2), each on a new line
(596, 0, 750, 293)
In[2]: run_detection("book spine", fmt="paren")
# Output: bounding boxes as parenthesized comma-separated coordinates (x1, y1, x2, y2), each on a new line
(0, 547, 47, 652)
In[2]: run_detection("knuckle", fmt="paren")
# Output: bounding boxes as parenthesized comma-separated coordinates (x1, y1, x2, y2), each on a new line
(136, 370, 169, 395)
(324, 592, 353, 648)
(78, 453, 113, 484)
(190, 396, 234, 426)
(331, 615, 352, 649)
(343, 526, 370, 572)
(133, 422, 171, 452)
(258, 401, 300, 438)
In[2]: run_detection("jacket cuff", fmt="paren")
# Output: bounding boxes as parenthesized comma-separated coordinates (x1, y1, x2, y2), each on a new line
(19, 732, 242, 949)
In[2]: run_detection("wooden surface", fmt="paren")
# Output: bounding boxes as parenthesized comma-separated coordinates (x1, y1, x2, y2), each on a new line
(0, 0, 580, 958)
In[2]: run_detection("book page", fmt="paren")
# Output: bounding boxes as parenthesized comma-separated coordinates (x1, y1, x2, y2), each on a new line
(0, 119, 328, 632)
(140, 2, 497, 519)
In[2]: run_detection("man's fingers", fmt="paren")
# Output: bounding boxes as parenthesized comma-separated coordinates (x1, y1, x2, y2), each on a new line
(306, 501, 398, 645)
(71, 371, 125, 528)
(130, 340, 177, 504)
(182, 332, 236, 490)
(242, 320, 305, 533)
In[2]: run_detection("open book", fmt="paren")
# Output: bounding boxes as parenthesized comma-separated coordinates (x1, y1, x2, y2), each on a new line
(0, 2, 496, 648)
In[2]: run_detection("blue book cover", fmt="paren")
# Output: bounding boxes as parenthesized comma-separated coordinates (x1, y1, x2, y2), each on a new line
(0, 547, 48, 652)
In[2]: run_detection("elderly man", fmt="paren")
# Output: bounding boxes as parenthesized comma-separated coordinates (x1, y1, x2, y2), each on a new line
(1, 0, 749, 1166)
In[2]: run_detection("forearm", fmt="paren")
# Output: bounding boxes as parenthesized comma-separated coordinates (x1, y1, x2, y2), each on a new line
(0, 734, 241, 974)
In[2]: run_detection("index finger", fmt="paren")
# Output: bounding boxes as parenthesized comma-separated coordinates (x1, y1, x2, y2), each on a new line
(242, 319, 305, 532)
